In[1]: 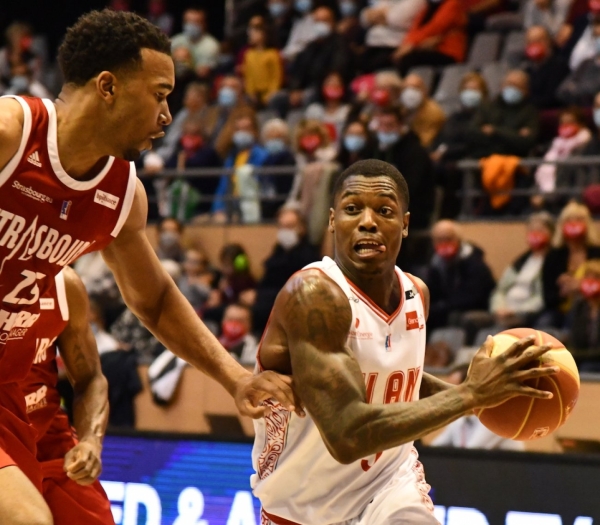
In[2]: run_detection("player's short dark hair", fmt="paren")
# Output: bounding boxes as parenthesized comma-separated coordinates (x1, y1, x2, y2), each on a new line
(58, 9, 171, 86)
(332, 159, 410, 211)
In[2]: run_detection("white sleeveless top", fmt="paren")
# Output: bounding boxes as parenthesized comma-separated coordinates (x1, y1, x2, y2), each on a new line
(251, 256, 427, 525)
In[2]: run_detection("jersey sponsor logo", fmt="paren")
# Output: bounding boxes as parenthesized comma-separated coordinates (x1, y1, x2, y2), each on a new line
(94, 189, 120, 210)
(25, 384, 48, 413)
(12, 180, 52, 204)
(33, 336, 56, 364)
(26, 150, 42, 168)
(39, 297, 55, 310)
(0, 309, 40, 345)
(0, 210, 93, 275)
(348, 327, 374, 340)
(60, 200, 72, 220)
(405, 289, 416, 300)
(406, 310, 420, 330)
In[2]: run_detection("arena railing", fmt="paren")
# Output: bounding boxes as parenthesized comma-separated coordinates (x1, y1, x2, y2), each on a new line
(456, 155, 600, 219)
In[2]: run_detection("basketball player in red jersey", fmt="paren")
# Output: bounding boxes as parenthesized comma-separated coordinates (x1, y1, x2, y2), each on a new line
(0, 10, 299, 524)
(21, 266, 113, 524)
(253, 160, 558, 525)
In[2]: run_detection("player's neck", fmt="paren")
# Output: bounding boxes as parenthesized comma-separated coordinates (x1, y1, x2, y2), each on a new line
(341, 264, 400, 315)
(54, 92, 112, 179)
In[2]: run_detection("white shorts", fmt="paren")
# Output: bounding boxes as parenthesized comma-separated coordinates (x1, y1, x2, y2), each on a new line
(261, 458, 440, 525)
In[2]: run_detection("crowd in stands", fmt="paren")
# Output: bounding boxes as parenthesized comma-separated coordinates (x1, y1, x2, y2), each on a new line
(4, 0, 600, 432)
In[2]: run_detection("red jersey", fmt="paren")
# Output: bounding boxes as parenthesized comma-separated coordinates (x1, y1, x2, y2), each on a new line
(19, 270, 69, 441)
(0, 95, 137, 383)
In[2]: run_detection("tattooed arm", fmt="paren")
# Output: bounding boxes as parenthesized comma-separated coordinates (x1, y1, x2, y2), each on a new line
(274, 270, 557, 464)
(57, 267, 109, 485)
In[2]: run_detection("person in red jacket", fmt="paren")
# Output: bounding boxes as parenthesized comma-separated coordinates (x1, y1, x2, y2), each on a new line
(392, 0, 467, 76)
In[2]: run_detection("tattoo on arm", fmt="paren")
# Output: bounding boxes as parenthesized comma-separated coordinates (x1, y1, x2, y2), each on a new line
(420, 372, 453, 399)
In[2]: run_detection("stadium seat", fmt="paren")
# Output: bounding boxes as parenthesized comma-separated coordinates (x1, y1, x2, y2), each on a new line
(433, 64, 472, 116)
(500, 30, 526, 67)
(481, 61, 510, 98)
(286, 108, 305, 130)
(467, 32, 502, 69)
(407, 65, 436, 94)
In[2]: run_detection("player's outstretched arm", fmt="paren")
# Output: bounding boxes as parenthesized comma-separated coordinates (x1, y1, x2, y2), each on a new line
(277, 270, 558, 464)
(0, 98, 24, 172)
(102, 180, 300, 418)
(58, 267, 109, 485)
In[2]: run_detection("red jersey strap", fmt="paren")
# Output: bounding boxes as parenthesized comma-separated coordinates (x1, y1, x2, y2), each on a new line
(261, 509, 302, 525)
(0, 95, 33, 188)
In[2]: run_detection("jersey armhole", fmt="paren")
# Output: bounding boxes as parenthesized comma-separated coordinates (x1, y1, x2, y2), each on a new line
(404, 272, 426, 313)
(0, 96, 32, 188)
(54, 271, 70, 322)
(110, 162, 137, 237)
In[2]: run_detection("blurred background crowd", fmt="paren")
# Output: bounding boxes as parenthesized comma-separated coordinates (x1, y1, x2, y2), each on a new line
(4, 0, 600, 449)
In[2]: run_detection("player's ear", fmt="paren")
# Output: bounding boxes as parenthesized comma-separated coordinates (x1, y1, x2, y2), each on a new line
(402, 212, 410, 238)
(97, 71, 118, 103)
(328, 208, 335, 233)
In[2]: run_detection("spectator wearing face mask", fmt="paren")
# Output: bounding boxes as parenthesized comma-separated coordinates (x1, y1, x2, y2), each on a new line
(178, 248, 216, 313)
(269, 7, 352, 117)
(431, 72, 489, 218)
(305, 72, 351, 144)
(523, 25, 570, 109)
(155, 217, 185, 262)
(267, 0, 295, 48)
(204, 75, 254, 158)
(281, 0, 320, 60)
(567, 259, 600, 371)
(171, 9, 219, 79)
(533, 107, 591, 199)
(360, 0, 427, 72)
(400, 72, 446, 147)
(146, 0, 174, 35)
(212, 112, 269, 223)
(0, 21, 47, 85)
(564, 2, 600, 71)
(581, 91, 600, 155)
(541, 201, 600, 326)
(337, 0, 366, 52)
(251, 207, 320, 334)
(371, 106, 435, 230)
(487, 212, 556, 329)
(424, 220, 496, 333)
(218, 303, 259, 365)
(261, 119, 296, 218)
(337, 120, 373, 169)
(393, 0, 468, 77)
(466, 70, 539, 159)
(4, 62, 51, 98)
(243, 24, 283, 107)
(557, 18, 600, 105)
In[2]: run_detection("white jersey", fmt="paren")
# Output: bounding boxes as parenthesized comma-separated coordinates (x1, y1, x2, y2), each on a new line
(251, 256, 428, 525)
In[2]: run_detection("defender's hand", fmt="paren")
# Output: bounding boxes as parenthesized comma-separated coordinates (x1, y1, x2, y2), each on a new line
(463, 335, 558, 409)
(64, 440, 102, 486)
(235, 371, 305, 419)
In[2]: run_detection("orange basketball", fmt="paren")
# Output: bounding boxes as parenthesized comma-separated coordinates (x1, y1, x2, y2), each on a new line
(474, 328, 580, 441)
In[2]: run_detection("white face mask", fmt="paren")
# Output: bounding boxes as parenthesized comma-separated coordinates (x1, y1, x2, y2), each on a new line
(277, 228, 300, 250)
(400, 87, 423, 110)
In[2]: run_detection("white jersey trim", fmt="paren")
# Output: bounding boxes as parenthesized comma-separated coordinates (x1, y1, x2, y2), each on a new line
(0, 95, 33, 188)
(41, 98, 115, 191)
(54, 270, 69, 322)
(111, 162, 137, 237)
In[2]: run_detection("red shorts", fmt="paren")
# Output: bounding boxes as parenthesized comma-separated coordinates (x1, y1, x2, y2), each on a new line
(41, 459, 115, 525)
(0, 383, 43, 490)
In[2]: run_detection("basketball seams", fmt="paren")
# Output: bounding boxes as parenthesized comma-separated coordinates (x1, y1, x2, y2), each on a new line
(510, 376, 539, 440)
(547, 375, 564, 429)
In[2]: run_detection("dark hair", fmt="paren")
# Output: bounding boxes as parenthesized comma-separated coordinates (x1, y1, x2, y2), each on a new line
(560, 105, 586, 126)
(332, 159, 410, 210)
(58, 9, 171, 86)
(378, 105, 404, 123)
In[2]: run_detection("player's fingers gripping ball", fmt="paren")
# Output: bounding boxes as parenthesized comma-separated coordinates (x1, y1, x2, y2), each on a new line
(475, 328, 580, 441)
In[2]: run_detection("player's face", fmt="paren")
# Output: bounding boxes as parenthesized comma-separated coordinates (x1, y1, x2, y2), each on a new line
(112, 49, 174, 160)
(330, 175, 409, 277)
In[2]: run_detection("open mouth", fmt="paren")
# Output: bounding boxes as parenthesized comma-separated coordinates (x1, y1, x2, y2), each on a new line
(354, 240, 386, 257)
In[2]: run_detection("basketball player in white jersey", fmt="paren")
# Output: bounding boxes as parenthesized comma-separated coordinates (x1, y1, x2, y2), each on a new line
(252, 159, 558, 525)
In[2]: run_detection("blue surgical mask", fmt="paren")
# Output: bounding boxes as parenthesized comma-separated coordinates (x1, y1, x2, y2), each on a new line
(10, 75, 29, 92)
(218, 86, 237, 107)
(400, 87, 423, 110)
(460, 89, 482, 109)
(344, 134, 366, 152)
(313, 21, 332, 38)
(233, 130, 255, 149)
(269, 1, 288, 17)
(340, 0, 357, 17)
(183, 22, 202, 40)
(502, 86, 524, 105)
(594, 108, 600, 129)
(377, 131, 399, 147)
(265, 138, 286, 154)
(295, 0, 312, 13)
